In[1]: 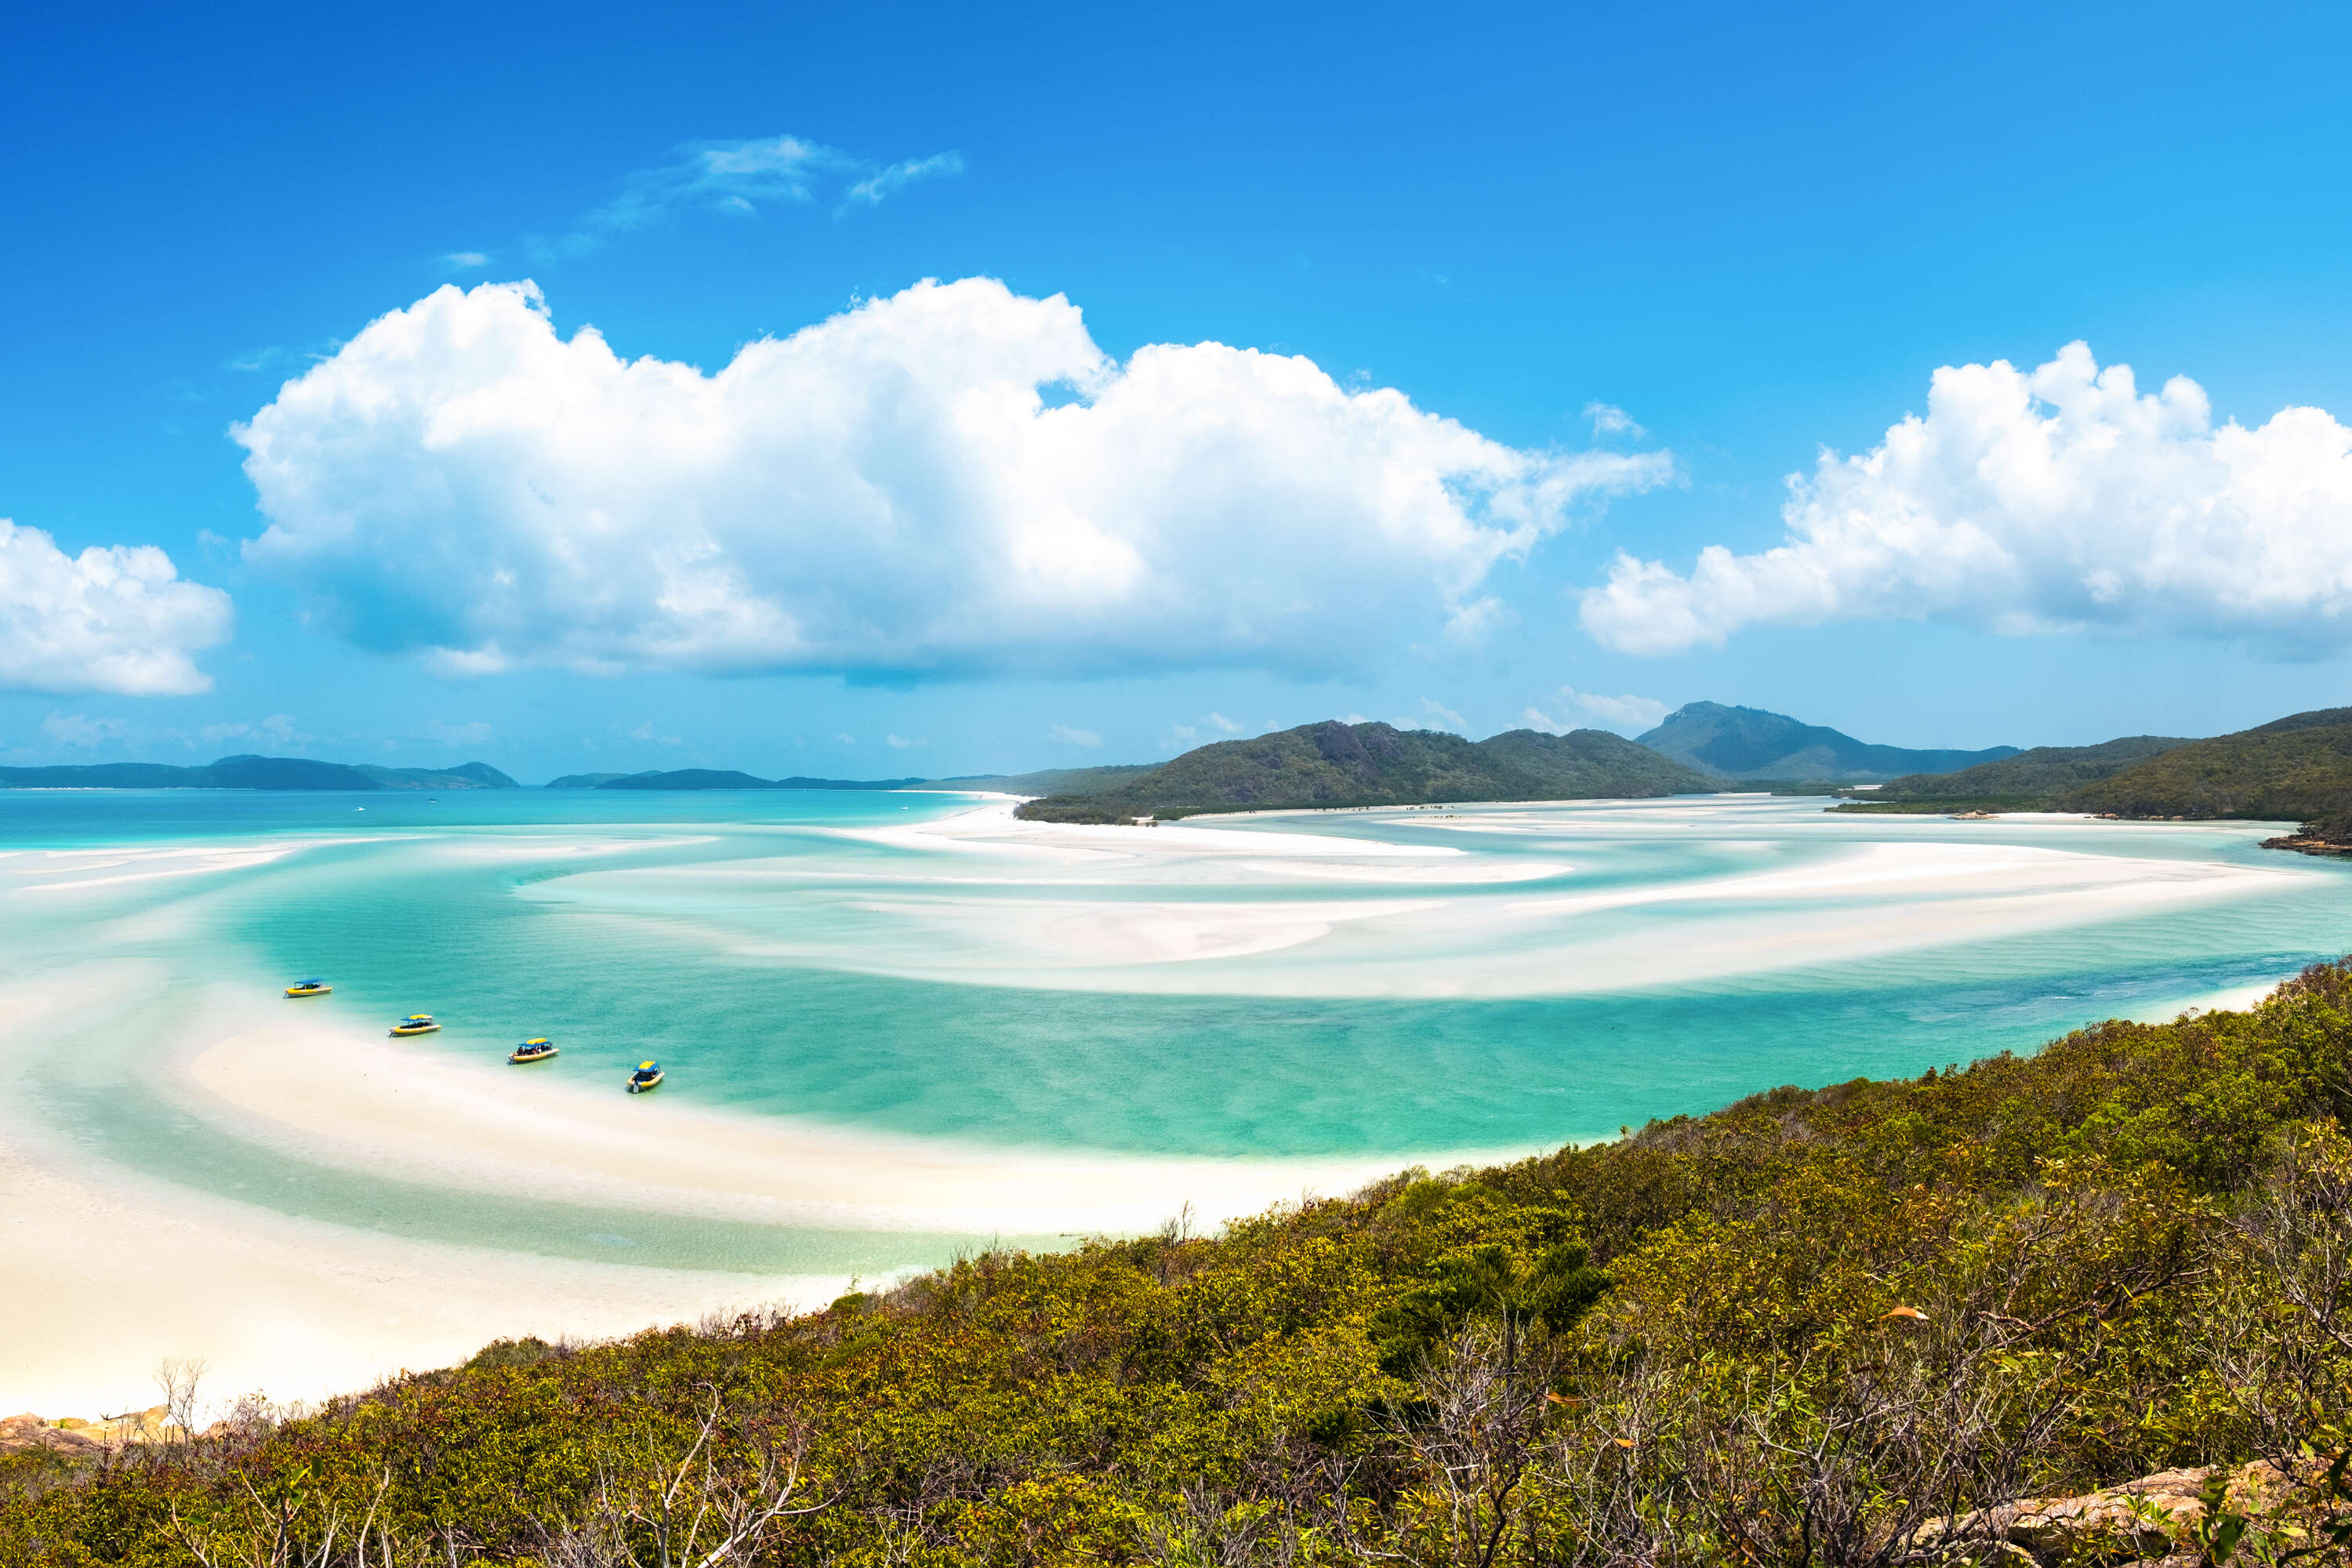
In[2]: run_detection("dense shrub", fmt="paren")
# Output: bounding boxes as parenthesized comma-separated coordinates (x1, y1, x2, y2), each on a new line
(13, 962, 2352, 1563)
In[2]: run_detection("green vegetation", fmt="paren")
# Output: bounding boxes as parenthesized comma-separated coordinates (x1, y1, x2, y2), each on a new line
(1839, 733, 2198, 815)
(14, 963, 2352, 1563)
(1867, 735, 2192, 805)
(1836, 709, 2352, 841)
(1831, 796, 2050, 815)
(354, 762, 521, 790)
(0, 756, 516, 791)
(1635, 701, 2019, 782)
(1017, 721, 1717, 822)
(2067, 708, 2352, 824)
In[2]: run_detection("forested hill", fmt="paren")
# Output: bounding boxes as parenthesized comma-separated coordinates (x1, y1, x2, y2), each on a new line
(11, 962, 2352, 1562)
(1867, 735, 2194, 803)
(2066, 706, 2352, 826)
(1842, 706, 2352, 837)
(1014, 720, 1717, 822)
(0, 756, 517, 790)
(1636, 700, 2018, 781)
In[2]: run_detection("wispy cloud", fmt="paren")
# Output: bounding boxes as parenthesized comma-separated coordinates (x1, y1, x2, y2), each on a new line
(1051, 724, 1102, 749)
(441, 251, 492, 272)
(416, 718, 493, 748)
(1393, 699, 1468, 733)
(199, 712, 303, 748)
(1523, 686, 1668, 736)
(539, 135, 964, 258)
(843, 151, 964, 207)
(1584, 401, 1646, 438)
(42, 712, 129, 749)
(886, 734, 927, 749)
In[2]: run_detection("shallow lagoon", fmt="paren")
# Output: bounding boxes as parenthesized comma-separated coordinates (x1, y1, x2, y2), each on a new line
(3, 787, 2348, 1403)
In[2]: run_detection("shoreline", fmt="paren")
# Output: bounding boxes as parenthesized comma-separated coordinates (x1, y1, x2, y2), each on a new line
(0, 795, 2333, 1413)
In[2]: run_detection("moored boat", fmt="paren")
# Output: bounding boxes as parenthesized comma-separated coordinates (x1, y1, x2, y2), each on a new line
(390, 1014, 441, 1036)
(626, 1060, 663, 1094)
(283, 978, 331, 998)
(509, 1038, 558, 1064)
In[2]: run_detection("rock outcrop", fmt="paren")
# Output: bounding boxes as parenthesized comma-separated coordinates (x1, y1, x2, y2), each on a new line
(1912, 1460, 2305, 1566)
(0, 1412, 103, 1455)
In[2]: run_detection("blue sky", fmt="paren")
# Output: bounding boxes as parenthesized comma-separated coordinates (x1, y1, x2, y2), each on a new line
(7, 2, 2352, 780)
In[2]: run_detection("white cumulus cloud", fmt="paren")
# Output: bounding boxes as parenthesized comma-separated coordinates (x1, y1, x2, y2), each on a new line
(0, 521, 233, 695)
(1582, 342, 2352, 657)
(235, 278, 1672, 682)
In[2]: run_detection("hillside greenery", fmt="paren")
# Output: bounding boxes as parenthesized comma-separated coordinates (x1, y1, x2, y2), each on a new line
(2065, 708, 2352, 826)
(12, 963, 2352, 1563)
(354, 763, 521, 790)
(1635, 702, 2018, 782)
(1866, 735, 2192, 804)
(1832, 711, 2352, 842)
(1017, 721, 1718, 822)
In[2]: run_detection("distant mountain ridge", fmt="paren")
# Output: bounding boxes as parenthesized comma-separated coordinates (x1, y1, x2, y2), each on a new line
(1015, 720, 1719, 822)
(0, 755, 517, 791)
(2064, 707, 2352, 826)
(1636, 701, 2019, 782)
(1836, 707, 2352, 848)
(1868, 736, 2194, 803)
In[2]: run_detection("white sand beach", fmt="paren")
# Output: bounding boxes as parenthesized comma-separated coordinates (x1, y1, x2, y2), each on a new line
(0, 796, 2328, 1414)
(570, 800, 2308, 997)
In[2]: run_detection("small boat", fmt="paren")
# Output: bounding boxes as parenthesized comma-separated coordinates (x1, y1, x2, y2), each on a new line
(626, 1060, 664, 1094)
(283, 978, 332, 998)
(389, 1014, 441, 1036)
(509, 1038, 558, 1064)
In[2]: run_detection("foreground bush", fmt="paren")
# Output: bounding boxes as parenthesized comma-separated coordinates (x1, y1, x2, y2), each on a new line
(13, 961, 2352, 1564)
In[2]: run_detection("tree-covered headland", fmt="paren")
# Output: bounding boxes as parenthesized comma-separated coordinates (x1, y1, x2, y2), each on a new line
(12, 963, 2352, 1563)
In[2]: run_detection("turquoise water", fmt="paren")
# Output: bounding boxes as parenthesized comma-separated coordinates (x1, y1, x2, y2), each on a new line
(4, 788, 2350, 1274)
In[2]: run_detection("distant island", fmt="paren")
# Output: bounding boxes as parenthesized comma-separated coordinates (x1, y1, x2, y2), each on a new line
(1834, 706, 2352, 851)
(21, 704, 2352, 848)
(1014, 720, 1718, 822)
(0, 756, 518, 792)
(1635, 699, 2020, 782)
